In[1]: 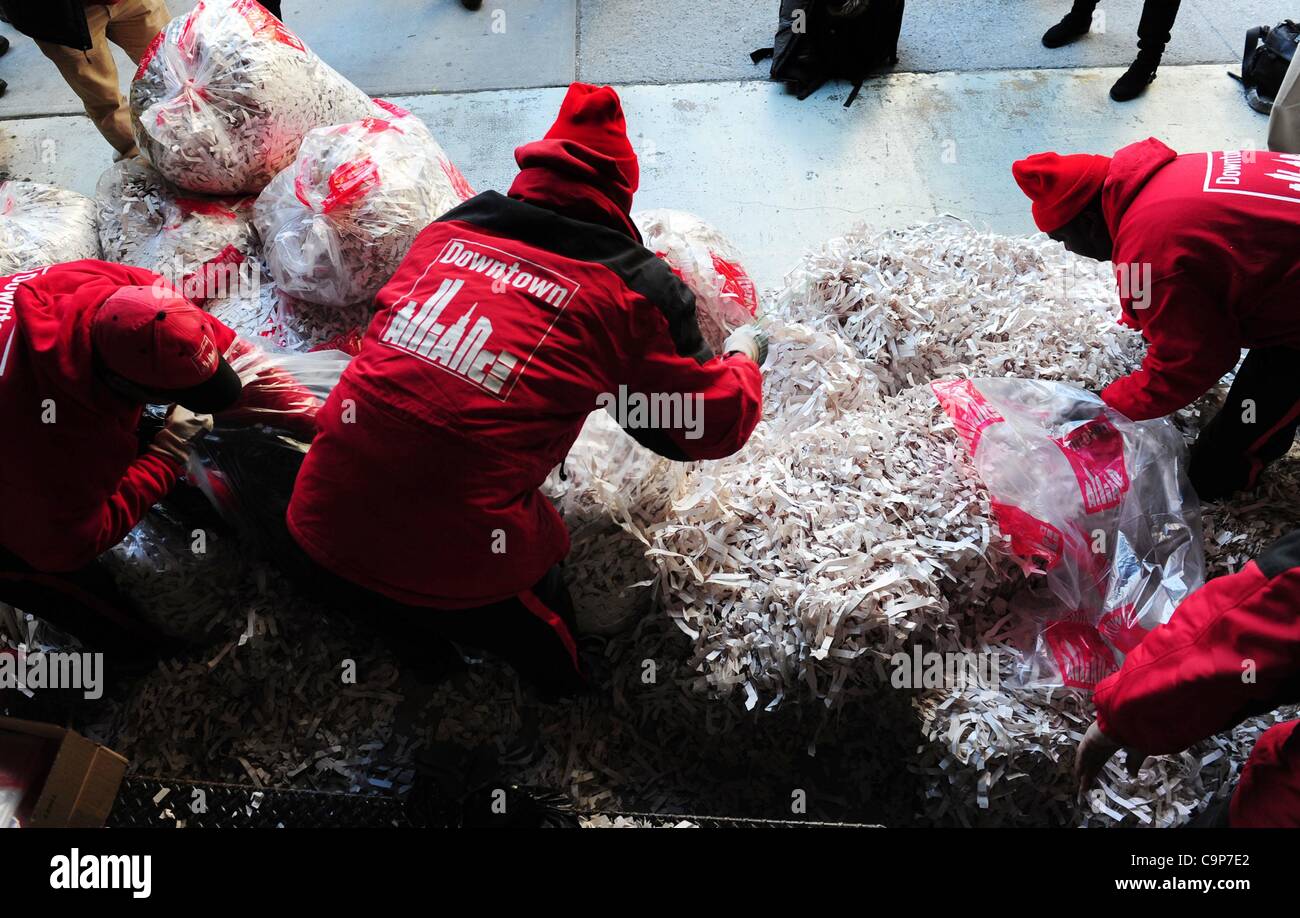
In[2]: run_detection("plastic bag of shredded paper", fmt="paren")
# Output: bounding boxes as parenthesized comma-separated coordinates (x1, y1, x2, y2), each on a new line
(101, 505, 247, 642)
(633, 209, 761, 354)
(130, 0, 375, 195)
(95, 159, 257, 295)
(188, 342, 352, 552)
(255, 103, 475, 307)
(933, 377, 1205, 691)
(0, 181, 101, 274)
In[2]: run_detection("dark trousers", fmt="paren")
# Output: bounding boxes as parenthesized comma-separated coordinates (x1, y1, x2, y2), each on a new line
(0, 546, 171, 662)
(1068, 0, 1181, 53)
(287, 549, 588, 700)
(1189, 346, 1300, 501)
(257, 0, 283, 19)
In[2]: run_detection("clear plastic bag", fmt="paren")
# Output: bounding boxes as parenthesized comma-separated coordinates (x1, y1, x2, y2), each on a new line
(129, 0, 375, 195)
(187, 341, 352, 550)
(103, 504, 241, 641)
(633, 209, 761, 354)
(0, 180, 101, 275)
(934, 377, 1205, 690)
(255, 101, 474, 307)
(95, 158, 258, 295)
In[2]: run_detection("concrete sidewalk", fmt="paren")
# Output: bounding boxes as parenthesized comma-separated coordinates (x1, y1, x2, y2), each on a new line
(0, 0, 1289, 110)
(0, 64, 1269, 292)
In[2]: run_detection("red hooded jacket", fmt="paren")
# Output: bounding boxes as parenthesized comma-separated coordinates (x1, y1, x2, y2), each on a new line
(1099, 141, 1300, 421)
(287, 86, 764, 609)
(1094, 530, 1300, 827)
(0, 260, 239, 572)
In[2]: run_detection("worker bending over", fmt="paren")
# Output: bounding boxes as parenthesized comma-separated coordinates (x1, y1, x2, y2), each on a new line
(0, 261, 246, 658)
(1076, 528, 1300, 827)
(1013, 140, 1300, 500)
(287, 83, 766, 698)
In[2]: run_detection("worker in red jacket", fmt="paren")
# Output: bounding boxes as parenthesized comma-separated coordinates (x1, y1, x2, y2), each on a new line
(1012, 140, 1300, 500)
(0, 260, 246, 659)
(287, 83, 766, 697)
(1076, 529, 1300, 827)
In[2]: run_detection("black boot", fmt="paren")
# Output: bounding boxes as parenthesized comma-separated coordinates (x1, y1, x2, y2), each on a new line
(1042, 9, 1094, 48)
(1110, 51, 1162, 101)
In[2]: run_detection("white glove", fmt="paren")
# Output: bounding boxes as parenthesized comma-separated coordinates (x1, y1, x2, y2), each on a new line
(148, 407, 214, 464)
(723, 324, 769, 367)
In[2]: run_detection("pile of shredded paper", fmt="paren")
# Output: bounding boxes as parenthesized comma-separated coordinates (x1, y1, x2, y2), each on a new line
(28, 221, 1293, 827)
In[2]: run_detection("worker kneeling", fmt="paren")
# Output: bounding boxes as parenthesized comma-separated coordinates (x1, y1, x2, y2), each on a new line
(286, 84, 766, 698)
(1013, 140, 1300, 500)
(0, 261, 245, 660)
(1076, 528, 1300, 827)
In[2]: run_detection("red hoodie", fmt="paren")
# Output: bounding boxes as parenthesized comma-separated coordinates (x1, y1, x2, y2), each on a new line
(1098, 141, 1300, 421)
(287, 85, 763, 609)
(0, 260, 243, 572)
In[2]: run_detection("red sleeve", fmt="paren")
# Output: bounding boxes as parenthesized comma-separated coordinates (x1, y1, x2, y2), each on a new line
(34, 453, 181, 571)
(1093, 531, 1300, 752)
(1099, 270, 1241, 421)
(616, 340, 763, 461)
(211, 333, 326, 440)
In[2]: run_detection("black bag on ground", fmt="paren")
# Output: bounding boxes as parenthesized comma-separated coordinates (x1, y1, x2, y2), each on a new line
(1235, 21, 1299, 114)
(752, 0, 905, 107)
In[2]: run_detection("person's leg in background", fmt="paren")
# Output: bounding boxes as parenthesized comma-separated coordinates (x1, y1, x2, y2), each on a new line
(1110, 0, 1181, 101)
(1189, 346, 1300, 501)
(1042, 0, 1099, 49)
(102, 0, 171, 117)
(31, 4, 133, 156)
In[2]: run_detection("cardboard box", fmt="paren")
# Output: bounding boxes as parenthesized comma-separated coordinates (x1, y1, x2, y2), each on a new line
(0, 717, 128, 828)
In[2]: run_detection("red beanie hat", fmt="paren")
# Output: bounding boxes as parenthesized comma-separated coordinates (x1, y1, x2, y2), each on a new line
(1012, 152, 1112, 233)
(542, 83, 639, 199)
(509, 83, 641, 238)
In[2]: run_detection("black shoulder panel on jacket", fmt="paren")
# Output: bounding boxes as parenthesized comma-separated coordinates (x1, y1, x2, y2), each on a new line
(1257, 529, 1300, 579)
(2, 0, 93, 51)
(437, 192, 715, 364)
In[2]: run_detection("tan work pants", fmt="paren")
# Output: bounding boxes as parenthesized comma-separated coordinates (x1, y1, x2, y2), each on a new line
(34, 0, 172, 156)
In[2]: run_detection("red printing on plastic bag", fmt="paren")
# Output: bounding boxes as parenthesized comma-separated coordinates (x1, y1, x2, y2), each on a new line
(177, 2, 203, 60)
(311, 328, 365, 357)
(373, 99, 413, 119)
(440, 158, 476, 202)
(234, 0, 306, 52)
(174, 196, 240, 221)
(991, 501, 1063, 574)
(1098, 604, 1149, 654)
(1044, 621, 1117, 690)
(1052, 416, 1130, 513)
(932, 378, 1005, 454)
(296, 158, 382, 213)
(709, 254, 759, 315)
(134, 29, 168, 80)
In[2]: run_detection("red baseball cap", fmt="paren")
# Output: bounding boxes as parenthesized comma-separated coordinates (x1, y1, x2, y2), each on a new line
(1012, 151, 1112, 233)
(92, 285, 242, 413)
